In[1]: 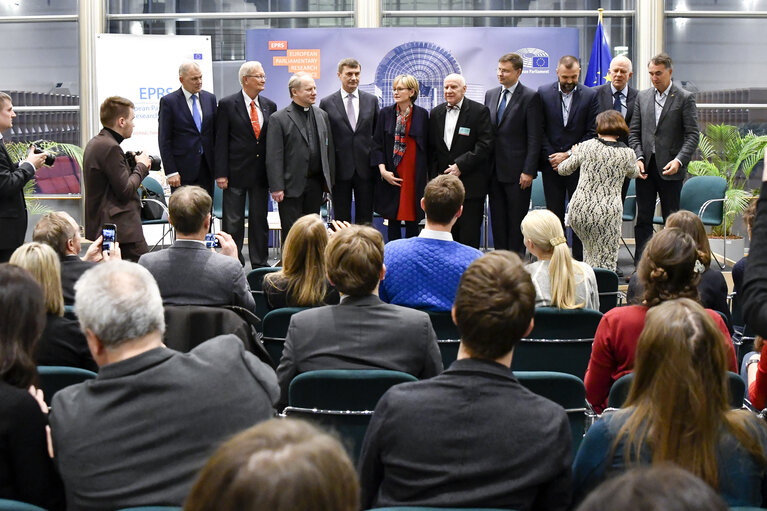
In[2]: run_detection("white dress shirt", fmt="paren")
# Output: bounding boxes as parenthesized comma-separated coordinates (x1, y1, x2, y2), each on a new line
(558, 83, 576, 125)
(497, 81, 520, 109)
(610, 83, 627, 118)
(419, 228, 453, 241)
(443, 98, 464, 150)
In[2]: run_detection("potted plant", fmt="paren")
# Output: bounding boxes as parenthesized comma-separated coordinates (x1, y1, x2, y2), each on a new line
(688, 124, 766, 261)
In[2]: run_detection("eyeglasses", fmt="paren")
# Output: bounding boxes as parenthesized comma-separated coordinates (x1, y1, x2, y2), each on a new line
(393, 87, 411, 92)
(246, 74, 266, 80)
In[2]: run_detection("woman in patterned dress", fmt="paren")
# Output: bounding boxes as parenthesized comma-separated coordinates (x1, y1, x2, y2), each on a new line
(558, 110, 643, 270)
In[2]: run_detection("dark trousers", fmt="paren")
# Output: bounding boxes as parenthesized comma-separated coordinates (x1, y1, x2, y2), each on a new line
(451, 197, 485, 249)
(489, 177, 533, 255)
(634, 156, 683, 262)
(223, 184, 270, 267)
(278, 175, 325, 244)
(333, 174, 375, 225)
(387, 220, 420, 241)
(541, 168, 582, 260)
(172, 158, 214, 197)
(0, 248, 15, 263)
(120, 239, 149, 262)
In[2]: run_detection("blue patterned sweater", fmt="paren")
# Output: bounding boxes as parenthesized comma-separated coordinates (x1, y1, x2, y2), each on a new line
(379, 237, 483, 311)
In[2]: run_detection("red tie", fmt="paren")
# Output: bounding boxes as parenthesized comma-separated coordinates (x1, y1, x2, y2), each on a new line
(250, 100, 261, 139)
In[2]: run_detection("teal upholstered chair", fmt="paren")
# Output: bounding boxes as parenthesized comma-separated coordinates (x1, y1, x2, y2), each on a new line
(608, 371, 745, 410)
(0, 499, 47, 511)
(37, 366, 97, 405)
(261, 306, 309, 367)
(593, 268, 621, 314)
(422, 310, 461, 369)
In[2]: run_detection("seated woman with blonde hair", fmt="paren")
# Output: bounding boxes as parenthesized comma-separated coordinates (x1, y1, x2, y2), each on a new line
(521, 209, 599, 311)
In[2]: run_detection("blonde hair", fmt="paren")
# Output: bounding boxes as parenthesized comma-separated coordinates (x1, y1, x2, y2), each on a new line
(264, 215, 328, 307)
(521, 209, 583, 309)
(392, 74, 420, 102)
(10, 242, 65, 316)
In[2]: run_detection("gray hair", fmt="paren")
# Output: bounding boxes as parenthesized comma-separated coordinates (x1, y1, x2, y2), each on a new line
(444, 73, 466, 87)
(239, 61, 264, 84)
(288, 72, 312, 100)
(610, 55, 633, 73)
(179, 61, 201, 77)
(75, 261, 165, 347)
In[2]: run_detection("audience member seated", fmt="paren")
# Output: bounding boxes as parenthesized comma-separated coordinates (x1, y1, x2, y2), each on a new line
(184, 418, 359, 511)
(379, 174, 482, 311)
(10, 243, 97, 371)
(575, 464, 728, 511)
(747, 335, 767, 409)
(49, 260, 278, 511)
(733, 197, 757, 296)
(262, 214, 340, 310)
(627, 210, 732, 331)
(584, 228, 736, 412)
(276, 224, 442, 406)
(573, 298, 767, 507)
(138, 185, 256, 313)
(521, 209, 599, 310)
(0, 264, 65, 510)
(359, 251, 572, 510)
(32, 211, 112, 305)
(743, 161, 767, 336)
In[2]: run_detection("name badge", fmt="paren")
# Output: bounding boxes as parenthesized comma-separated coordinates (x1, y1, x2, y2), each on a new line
(458, 127, 471, 136)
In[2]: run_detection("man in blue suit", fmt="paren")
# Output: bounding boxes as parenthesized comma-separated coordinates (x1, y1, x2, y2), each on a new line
(158, 61, 217, 196)
(538, 55, 598, 261)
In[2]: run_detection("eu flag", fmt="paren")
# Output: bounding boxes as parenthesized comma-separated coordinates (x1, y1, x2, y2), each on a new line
(533, 57, 549, 68)
(584, 9, 612, 87)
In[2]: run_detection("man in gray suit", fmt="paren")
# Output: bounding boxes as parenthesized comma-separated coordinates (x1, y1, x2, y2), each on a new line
(50, 260, 278, 511)
(138, 185, 256, 313)
(266, 72, 335, 242)
(276, 224, 442, 407)
(628, 53, 699, 261)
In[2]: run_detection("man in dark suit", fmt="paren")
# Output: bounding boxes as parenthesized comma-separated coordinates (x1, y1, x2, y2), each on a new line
(629, 53, 699, 262)
(276, 224, 442, 407)
(266, 72, 335, 243)
(138, 186, 256, 313)
(0, 92, 47, 261)
(538, 56, 598, 260)
(485, 53, 543, 254)
(158, 61, 217, 196)
(320, 58, 379, 224)
(359, 251, 572, 510)
(428, 73, 494, 248)
(83, 96, 152, 262)
(215, 61, 277, 268)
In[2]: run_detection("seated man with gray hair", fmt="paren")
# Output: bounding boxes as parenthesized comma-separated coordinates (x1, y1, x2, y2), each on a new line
(49, 260, 278, 511)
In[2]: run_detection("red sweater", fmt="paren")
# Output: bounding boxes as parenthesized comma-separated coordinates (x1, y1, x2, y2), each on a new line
(585, 304, 736, 412)
(748, 343, 767, 410)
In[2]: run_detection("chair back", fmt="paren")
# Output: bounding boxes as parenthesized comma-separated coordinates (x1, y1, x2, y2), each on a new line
(437, 340, 460, 369)
(679, 175, 727, 226)
(212, 185, 224, 220)
(63, 304, 77, 320)
(247, 266, 281, 292)
(607, 371, 745, 409)
(423, 310, 461, 369)
(530, 174, 546, 209)
(527, 307, 603, 340)
(515, 371, 587, 451)
(593, 268, 620, 313)
(37, 366, 97, 405)
(622, 178, 637, 221)
(262, 307, 310, 366)
(370, 507, 515, 511)
(117, 507, 183, 511)
(0, 500, 48, 511)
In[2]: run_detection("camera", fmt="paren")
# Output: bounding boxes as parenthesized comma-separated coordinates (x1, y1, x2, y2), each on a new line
(125, 150, 162, 171)
(32, 143, 56, 166)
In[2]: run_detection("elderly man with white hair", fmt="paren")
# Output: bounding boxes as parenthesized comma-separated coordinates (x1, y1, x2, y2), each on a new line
(428, 73, 494, 248)
(49, 260, 278, 511)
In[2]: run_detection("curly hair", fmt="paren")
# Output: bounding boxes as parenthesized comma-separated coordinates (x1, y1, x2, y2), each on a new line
(638, 228, 702, 307)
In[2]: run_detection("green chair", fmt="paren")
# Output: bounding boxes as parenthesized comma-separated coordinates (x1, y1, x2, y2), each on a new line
(0, 499, 47, 511)
(262, 307, 309, 367)
(530, 173, 546, 210)
(608, 371, 745, 409)
(593, 268, 621, 314)
(211, 186, 250, 229)
(423, 310, 460, 368)
(622, 178, 637, 259)
(63, 304, 77, 320)
(117, 507, 182, 511)
(730, 507, 767, 511)
(515, 371, 587, 451)
(371, 507, 515, 511)
(37, 366, 97, 405)
(246, 266, 281, 292)
(437, 340, 460, 370)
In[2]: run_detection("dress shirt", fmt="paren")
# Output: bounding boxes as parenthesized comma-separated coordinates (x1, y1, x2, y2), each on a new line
(340, 88, 359, 124)
(610, 83, 627, 117)
(654, 80, 671, 125)
(558, 84, 576, 125)
(182, 88, 203, 123)
(418, 228, 453, 241)
(444, 98, 463, 150)
(242, 90, 263, 126)
(497, 81, 520, 109)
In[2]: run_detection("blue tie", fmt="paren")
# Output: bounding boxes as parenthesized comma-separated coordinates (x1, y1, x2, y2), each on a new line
(613, 90, 623, 116)
(192, 94, 202, 132)
(496, 89, 509, 126)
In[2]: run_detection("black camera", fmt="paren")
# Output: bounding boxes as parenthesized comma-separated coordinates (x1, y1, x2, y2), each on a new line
(32, 144, 56, 166)
(125, 150, 162, 171)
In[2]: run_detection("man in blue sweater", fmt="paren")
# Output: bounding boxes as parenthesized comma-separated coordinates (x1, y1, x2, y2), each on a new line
(380, 174, 482, 311)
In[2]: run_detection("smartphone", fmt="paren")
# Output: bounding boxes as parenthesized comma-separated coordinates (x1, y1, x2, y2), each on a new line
(204, 233, 220, 249)
(102, 223, 116, 254)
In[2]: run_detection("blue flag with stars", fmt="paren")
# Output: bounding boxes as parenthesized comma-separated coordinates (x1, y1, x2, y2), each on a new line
(585, 11, 612, 87)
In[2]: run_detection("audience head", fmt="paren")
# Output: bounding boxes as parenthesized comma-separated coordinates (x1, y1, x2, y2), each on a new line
(521, 209, 583, 309)
(596, 110, 629, 139)
(392, 74, 419, 104)
(325, 225, 384, 297)
(33, 211, 80, 257)
(168, 186, 212, 236)
(666, 210, 712, 268)
(575, 464, 728, 511)
(422, 174, 464, 225)
(184, 418, 359, 511)
(0, 264, 45, 388)
(638, 228, 701, 307)
(75, 261, 165, 350)
(453, 251, 535, 360)
(10, 242, 65, 317)
(265, 214, 329, 307)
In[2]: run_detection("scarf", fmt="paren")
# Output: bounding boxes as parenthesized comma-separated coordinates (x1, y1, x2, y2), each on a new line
(392, 104, 411, 168)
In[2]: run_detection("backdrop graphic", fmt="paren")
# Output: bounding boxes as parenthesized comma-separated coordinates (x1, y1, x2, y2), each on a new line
(245, 27, 579, 110)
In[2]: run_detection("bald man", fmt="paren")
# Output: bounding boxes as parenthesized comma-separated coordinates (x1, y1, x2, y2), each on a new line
(428, 74, 494, 248)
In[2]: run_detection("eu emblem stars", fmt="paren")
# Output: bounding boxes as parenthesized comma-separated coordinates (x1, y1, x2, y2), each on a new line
(533, 57, 548, 68)
(194, 53, 203, 60)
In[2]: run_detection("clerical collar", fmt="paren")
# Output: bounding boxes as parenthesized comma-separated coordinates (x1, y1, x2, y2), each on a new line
(104, 127, 124, 144)
(292, 101, 311, 112)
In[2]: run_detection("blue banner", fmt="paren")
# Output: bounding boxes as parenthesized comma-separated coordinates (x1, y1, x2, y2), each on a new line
(584, 13, 612, 87)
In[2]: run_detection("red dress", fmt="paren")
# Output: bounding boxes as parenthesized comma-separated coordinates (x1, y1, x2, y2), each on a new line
(395, 114, 416, 222)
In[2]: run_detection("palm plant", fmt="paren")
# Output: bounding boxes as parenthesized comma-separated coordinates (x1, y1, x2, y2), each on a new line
(688, 124, 767, 236)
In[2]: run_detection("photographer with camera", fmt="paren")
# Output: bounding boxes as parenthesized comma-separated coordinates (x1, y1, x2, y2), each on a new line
(83, 96, 152, 262)
(0, 92, 49, 261)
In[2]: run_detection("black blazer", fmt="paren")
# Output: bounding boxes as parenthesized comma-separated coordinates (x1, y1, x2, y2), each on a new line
(538, 82, 598, 168)
(0, 142, 35, 249)
(158, 87, 217, 183)
(60, 255, 95, 305)
(594, 83, 637, 145)
(320, 90, 379, 182)
(428, 98, 494, 199)
(484, 83, 543, 182)
(214, 91, 276, 189)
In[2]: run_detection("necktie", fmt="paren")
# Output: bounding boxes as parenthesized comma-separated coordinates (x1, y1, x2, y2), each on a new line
(496, 89, 509, 126)
(191, 94, 202, 132)
(613, 90, 623, 116)
(250, 100, 261, 139)
(346, 93, 356, 130)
